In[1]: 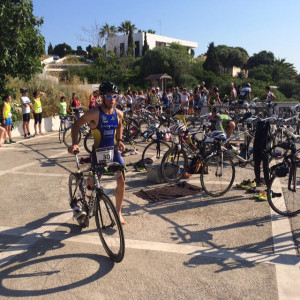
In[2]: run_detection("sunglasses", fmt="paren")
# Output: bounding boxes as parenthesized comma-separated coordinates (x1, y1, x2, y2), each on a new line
(105, 95, 118, 100)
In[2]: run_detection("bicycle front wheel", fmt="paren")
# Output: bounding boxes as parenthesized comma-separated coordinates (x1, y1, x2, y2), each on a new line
(267, 167, 300, 216)
(95, 193, 125, 262)
(83, 132, 94, 154)
(63, 126, 81, 148)
(142, 141, 171, 168)
(201, 153, 235, 197)
(161, 146, 188, 183)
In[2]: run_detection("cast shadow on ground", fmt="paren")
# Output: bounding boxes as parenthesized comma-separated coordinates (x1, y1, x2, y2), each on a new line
(0, 212, 114, 297)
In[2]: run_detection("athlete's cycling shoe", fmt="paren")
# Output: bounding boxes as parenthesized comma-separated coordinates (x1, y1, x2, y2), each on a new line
(236, 179, 250, 188)
(73, 207, 87, 224)
(241, 180, 256, 190)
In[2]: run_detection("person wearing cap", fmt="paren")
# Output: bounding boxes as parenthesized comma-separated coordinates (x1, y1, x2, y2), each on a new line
(20, 88, 34, 138)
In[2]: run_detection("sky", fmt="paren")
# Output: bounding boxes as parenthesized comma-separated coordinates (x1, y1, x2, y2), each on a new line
(33, 0, 300, 72)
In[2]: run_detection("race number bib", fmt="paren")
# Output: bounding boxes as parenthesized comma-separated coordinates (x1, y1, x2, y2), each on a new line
(8, 112, 12, 117)
(96, 146, 114, 163)
(171, 134, 180, 143)
(38, 107, 42, 113)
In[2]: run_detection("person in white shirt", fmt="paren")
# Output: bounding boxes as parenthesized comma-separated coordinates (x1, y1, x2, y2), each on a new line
(20, 88, 34, 138)
(180, 88, 190, 115)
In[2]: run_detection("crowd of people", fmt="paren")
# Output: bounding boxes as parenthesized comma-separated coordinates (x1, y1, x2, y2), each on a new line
(0, 82, 276, 148)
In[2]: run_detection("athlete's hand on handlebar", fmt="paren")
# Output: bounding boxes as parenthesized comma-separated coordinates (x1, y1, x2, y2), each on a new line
(68, 144, 80, 155)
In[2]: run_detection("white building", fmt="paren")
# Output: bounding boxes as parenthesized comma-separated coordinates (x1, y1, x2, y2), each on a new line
(106, 32, 198, 58)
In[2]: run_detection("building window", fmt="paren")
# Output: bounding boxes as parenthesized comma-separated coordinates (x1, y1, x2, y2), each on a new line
(155, 41, 167, 47)
(135, 41, 140, 57)
(120, 43, 125, 57)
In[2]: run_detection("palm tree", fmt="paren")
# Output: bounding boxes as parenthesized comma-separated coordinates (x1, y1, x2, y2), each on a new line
(99, 23, 117, 40)
(147, 29, 156, 34)
(118, 20, 137, 35)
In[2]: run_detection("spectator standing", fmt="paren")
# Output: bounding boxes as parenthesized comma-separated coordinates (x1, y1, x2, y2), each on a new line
(229, 82, 237, 104)
(126, 91, 133, 110)
(132, 91, 138, 111)
(33, 91, 45, 135)
(173, 87, 181, 112)
(70, 92, 81, 118)
(116, 90, 126, 111)
(200, 81, 209, 103)
(56, 96, 68, 131)
(2, 95, 16, 144)
(20, 88, 33, 138)
(180, 88, 190, 115)
(188, 89, 194, 115)
(138, 90, 146, 109)
(89, 90, 99, 109)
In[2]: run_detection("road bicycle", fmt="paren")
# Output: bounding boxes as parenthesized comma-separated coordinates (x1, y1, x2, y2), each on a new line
(266, 142, 300, 216)
(141, 126, 172, 168)
(69, 150, 125, 262)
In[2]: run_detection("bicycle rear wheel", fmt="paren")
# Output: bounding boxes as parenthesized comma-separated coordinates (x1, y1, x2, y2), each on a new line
(160, 146, 188, 183)
(142, 141, 171, 168)
(267, 166, 300, 216)
(201, 153, 235, 197)
(95, 193, 125, 262)
(63, 126, 82, 148)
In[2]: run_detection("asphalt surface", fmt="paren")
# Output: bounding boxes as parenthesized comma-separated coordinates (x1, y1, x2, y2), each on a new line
(0, 132, 300, 299)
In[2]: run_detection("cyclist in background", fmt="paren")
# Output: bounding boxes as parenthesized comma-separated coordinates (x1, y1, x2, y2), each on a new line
(56, 96, 68, 130)
(207, 86, 221, 112)
(68, 81, 127, 225)
(238, 83, 251, 104)
(265, 86, 276, 103)
(210, 107, 236, 138)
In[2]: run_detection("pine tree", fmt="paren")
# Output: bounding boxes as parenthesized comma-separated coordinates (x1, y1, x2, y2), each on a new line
(203, 42, 220, 75)
(127, 27, 134, 56)
(48, 43, 54, 55)
(142, 32, 149, 56)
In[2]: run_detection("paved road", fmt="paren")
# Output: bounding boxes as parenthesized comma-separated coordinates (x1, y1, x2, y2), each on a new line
(0, 133, 299, 299)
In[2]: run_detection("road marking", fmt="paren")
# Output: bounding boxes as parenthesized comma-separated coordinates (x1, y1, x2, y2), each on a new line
(0, 220, 299, 267)
(269, 177, 299, 299)
(0, 150, 68, 176)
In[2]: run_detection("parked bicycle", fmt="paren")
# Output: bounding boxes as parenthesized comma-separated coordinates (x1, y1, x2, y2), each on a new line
(266, 141, 300, 216)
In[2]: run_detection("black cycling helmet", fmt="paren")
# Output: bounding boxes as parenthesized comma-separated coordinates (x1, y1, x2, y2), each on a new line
(213, 86, 219, 93)
(99, 81, 118, 95)
(246, 83, 251, 87)
(20, 88, 28, 93)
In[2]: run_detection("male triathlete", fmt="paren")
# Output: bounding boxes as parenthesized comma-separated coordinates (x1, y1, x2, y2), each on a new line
(265, 86, 276, 103)
(210, 107, 236, 138)
(68, 82, 127, 225)
(238, 83, 252, 104)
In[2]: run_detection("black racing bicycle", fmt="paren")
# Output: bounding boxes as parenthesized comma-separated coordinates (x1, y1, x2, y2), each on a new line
(69, 150, 125, 262)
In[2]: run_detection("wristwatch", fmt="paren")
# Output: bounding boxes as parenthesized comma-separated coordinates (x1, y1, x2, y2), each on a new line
(117, 139, 124, 143)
